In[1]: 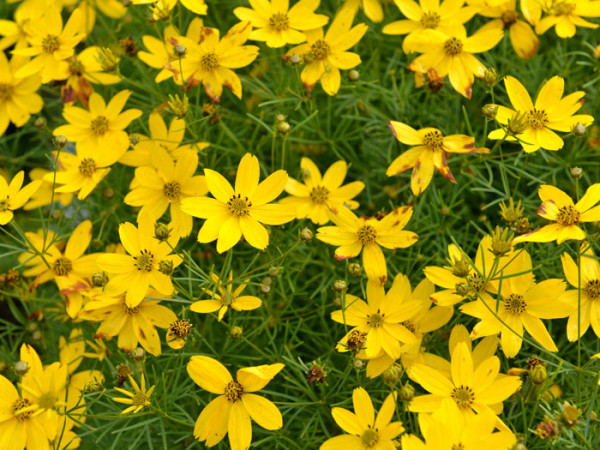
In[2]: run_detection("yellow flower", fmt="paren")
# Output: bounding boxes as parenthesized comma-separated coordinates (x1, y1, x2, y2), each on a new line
(287, 6, 368, 95)
(13, 7, 84, 83)
(321, 388, 404, 449)
(0, 0, 43, 51)
(536, 0, 600, 38)
(234, 0, 329, 48)
(179, 21, 259, 102)
(112, 374, 155, 415)
(133, 0, 207, 18)
(280, 157, 364, 224)
(512, 184, 600, 244)
(53, 89, 142, 155)
(0, 171, 42, 225)
(187, 356, 284, 450)
(0, 53, 43, 137)
(316, 205, 417, 284)
(387, 121, 486, 196)
(97, 213, 183, 307)
(190, 271, 262, 321)
(166, 318, 192, 349)
(23, 168, 73, 210)
(181, 153, 295, 253)
(488, 76, 595, 152)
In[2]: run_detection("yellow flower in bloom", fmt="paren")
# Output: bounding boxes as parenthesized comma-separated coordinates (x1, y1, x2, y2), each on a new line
(179, 21, 259, 102)
(461, 250, 572, 358)
(120, 112, 209, 167)
(112, 374, 155, 415)
(97, 213, 183, 307)
(133, 0, 208, 17)
(0, 1, 43, 51)
(0, 53, 43, 137)
(166, 318, 192, 349)
(124, 147, 208, 239)
(316, 205, 417, 284)
(12, 8, 84, 83)
(512, 184, 600, 244)
(287, 6, 368, 95)
(280, 157, 364, 224)
(0, 171, 42, 225)
(536, 0, 600, 38)
(234, 0, 329, 48)
(321, 388, 404, 449)
(181, 153, 295, 253)
(187, 356, 284, 450)
(332, 278, 419, 359)
(53, 89, 142, 155)
(383, 0, 477, 53)
(190, 271, 262, 321)
(387, 121, 486, 196)
(488, 76, 594, 152)
(408, 26, 503, 98)
(23, 168, 73, 210)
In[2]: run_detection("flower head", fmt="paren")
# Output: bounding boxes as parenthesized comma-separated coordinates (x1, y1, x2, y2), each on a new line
(112, 374, 155, 415)
(0, 171, 42, 225)
(536, 0, 600, 38)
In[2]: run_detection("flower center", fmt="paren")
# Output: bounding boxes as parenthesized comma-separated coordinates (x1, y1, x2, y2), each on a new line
(227, 194, 252, 216)
(366, 311, 384, 328)
(162, 181, 181, 201)
(169, 319, 191, 337)
(0, 83, 13, 102)
(554, 1, 575, 15)
(53, 256, 73, 276)
(12, 398, 33, 421)
(556, 205, 580, 226)
(42, 34, 60, 53)
(501, 10, 519, 27)
(361, 427, 379, 447)
(91, 116, 110, 136)
(79, 158, 96, 177)
(526, 108, 548, 130)
(132, 390, 150, 407)
(200, 52, 219, 71)
(269, 12, 289, 31)
(450, 385, 475, 409)
(420, 11, 441, 29)
(134, 249, 155, 272)
(124, 304, 140, 314)
(224, 380, 244, 402)
(584, 280, 600, 300)
(504, 293, 527, 315)
(443, 37, 463, 56)
(346, 329, 367, 353)
(357, 225, 377, 245)
(423, 130, 444, 151)
(310, 39, 330, 60)
(310, 186, 329, 204)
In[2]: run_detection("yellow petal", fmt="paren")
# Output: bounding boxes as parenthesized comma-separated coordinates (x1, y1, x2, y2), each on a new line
(236, 363, 284, 392)
(241, 393, 282, 430)
(187, 356, 232, 393)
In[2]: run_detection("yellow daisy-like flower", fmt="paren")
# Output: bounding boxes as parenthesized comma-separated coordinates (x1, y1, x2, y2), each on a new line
(23, 168, 73, 210)
(166, 318, 192, 349)
(234, 0, 329, 48)
(53, 89, 142, 155)
(536, 0, 600, 38)
(512, 184, 600, 244)
(387, 121, 486, 196)
(321, 388, 404, 449)
(287, 6, 368, 95)
(97, 213, 183, 307)
(488, 76, 594, 153)
(407, 26, 503, 98)
(187, 356, 284, 450)
(316, 205, 417, 284)
(280, 157, 364, 224)
(0, 171, 41, 225)
(112, 374, 155, 415)
(190, 271, 262, 321)
(181, 153, 295, 253)
(0, 53, 43, 137)
(0, 1, 43, 51)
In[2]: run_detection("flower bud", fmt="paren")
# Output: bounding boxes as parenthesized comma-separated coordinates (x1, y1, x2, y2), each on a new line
(131, 347, 145, 361)
(500, 198, 524, 224)
(482, 104, 498, 120)
(268, 266, 281, 277)
(84, 379, 103, 393)
(571, 123, 586, 136)
(348, 263, 362, 277)
(289, 54, 301, 65)
(399, 383, 415, 402)
(277, 121, 291, 136)
(229, 326, 243, 340)
(168, 94, 189, 119)
(483, 68, 497, 87)
(96, 47, 119, 72)
(491, 226, 514, 256)
(353, 359, 363, 369)
(506, 112, 529, 136)
(174, 45, 186, 56)
(276, 114, 286, 122)
(91, 272, 108, 287)
(34, 117, 46, 128)
(14, 360, 29, 376)
(530, 364, 547, 384)
(560, 401, 581, 427)
(306, 362, 327, 384)
(298, 227, 313, 242)
(333, 280, 347, 293)
(259, 283, 271, 294)
(53, 135, 68, 150)
(347, 70, 360, 82)
(570, 167, 583, 179)
(154, 223, 171, 241)
(382, 366, 401, 387)
(130, 135, 140, 146)
(158, 260, 174, 276)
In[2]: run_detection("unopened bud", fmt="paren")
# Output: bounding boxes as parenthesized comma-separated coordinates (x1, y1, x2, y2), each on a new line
(482, 104, 498, 120)
(399, 383, 415, 402)
(530, 364, 547, 384)
(53, 135, 68, 150)
(572, 123, 586, 136)
(14, 361, 29, 376)
(103, 188, 114, 199)
(158, 259, 174, 276)
(130, 135, 140, 146)
(333, 280, 347, 293)
(268, 266, 281, 277)
(347, 70, 360, 82)
(154, 223, 171, 241)
(174, 45, 186, 56)
(91, 272, 108, 287)
(500, 198, 524, 224)
(491, 226, 513, 256)
(84, 379, 103, 393)
(230, 326, 243, 340)
(289, 54, 301, 65)
(168, 94, 189, 119)
(298, 227, 313, 242)
(570, 167, 583, 179)
(560, 402, 582, 427)
(259, 283, 271, 294)
(277, 121, 291, 136)
(483, 68, 497, 87)
(353, 359, 363, 369)
(131, 347, 145, 361)
(276, 114, 286, 122)
(348, 263, 362, 277)
(34, 117, 46, 128)
(382, 366, 401, 387)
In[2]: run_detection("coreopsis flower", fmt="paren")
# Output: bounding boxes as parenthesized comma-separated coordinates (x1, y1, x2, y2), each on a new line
(488, 76, 594, 152)
(181, 153, 295, 253)
(166, 318, 192, 349)
(536, 0, 600, 38)
(512, 184, 600, 244)
(407, 26, 503, 98)
(0, 53, 43, 137)
(12, 8, 84, 83)
(179, 21, 259, 102)
(124, 147, 208, 239)
(280, 157, 365, 224)
(0, 171, 42, 225)
(0, 1, 43, 51)
(461, 249, 572, 358)
(383, 0, 477, 53)
(387, 121, 486, 196)
(190, 271, 262, 321)
(187, 356, 284, 450)
(53, 89, 142, 155)
(408, 341, 522, 415)
(234, 0, 329, 48)
(332, 279, 419, 359)
(23, 168, 73, 210)
(287, 6, 368, 95)
(321, 388, 404, 449)
(316, 205, 417, 284)
(113, 374, 155, 415)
